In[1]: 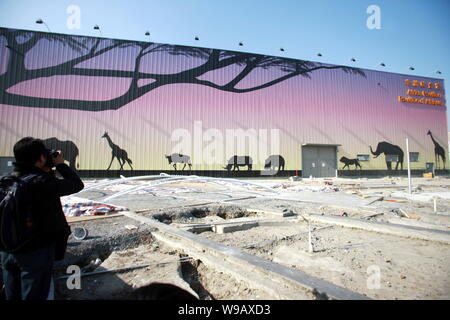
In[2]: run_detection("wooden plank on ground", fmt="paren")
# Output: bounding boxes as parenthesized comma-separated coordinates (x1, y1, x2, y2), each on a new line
(66, 213, 124, 223)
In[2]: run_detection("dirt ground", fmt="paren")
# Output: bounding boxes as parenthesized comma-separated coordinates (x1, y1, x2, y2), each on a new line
(199, 223, 450, 299)
(58, 175, 450, 300)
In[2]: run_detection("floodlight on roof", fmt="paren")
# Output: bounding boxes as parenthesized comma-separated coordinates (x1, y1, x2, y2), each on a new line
(35, 18, 50, 32)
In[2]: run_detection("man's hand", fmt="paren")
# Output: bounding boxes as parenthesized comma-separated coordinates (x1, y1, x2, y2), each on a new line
(52, 150, 65, 166)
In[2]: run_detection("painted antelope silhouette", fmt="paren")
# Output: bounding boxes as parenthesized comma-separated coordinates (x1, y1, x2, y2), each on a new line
(43, 137, 79, 170)
(370, 142, 404, 170)
(165, 153, 192, 171)
(340, 156, 361, 170)
(101, 132, 133, 170)
(427, 130, 446, 169)
(224, 156, 253, 172)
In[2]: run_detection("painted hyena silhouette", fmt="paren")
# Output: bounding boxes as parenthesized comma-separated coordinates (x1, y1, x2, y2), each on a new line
(264, 155, 285, 172)
(165, 153, 192, 171)
(340, 157, 361, 170)
(43, 137, 79, 170)
(224, 155, 253, 172)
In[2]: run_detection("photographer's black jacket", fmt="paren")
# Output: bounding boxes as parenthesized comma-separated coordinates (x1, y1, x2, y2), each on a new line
(11, 163, 84, 255)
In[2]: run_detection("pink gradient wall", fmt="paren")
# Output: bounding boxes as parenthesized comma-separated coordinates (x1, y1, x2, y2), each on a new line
(0, 29, 447, 171)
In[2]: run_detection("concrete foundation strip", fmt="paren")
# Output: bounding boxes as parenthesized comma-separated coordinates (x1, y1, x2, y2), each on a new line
(303, 212, 450, 245)
(122, 211, 370, 300)
(175, 216, 298, 228)
(66, 213, 124, 223)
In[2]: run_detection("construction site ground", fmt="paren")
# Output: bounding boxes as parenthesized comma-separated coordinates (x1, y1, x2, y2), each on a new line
(55, 175, 450, 300)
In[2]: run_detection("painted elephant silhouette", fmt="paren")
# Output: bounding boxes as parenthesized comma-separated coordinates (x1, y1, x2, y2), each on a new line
(427, 130, 446, 169)
(43, 137, 79, 170)
(224, 156, 253, 172)
(264, 155, 285, 172)
(101, 132, 133, 170)
(165, 153, 192, 171)
(370, 142, 404, 170)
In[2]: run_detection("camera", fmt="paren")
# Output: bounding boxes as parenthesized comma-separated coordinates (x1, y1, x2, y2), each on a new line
(44, 149, 59, 168)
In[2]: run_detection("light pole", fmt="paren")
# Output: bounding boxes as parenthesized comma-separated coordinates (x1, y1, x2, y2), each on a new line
(36, 18, 51, 32)
(94, 25, 102, 36)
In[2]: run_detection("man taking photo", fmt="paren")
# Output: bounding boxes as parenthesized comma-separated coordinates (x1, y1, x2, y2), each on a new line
(0, 137, 84, 300)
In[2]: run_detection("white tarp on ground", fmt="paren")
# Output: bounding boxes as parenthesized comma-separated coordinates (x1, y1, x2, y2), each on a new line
(61, 196, 128, 217)
(390, 191, 450, 202)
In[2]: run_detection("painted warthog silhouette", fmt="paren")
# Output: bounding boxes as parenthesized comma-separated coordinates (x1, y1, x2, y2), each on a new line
(224, 156, 253, 172)
(264, 155, 285, 172)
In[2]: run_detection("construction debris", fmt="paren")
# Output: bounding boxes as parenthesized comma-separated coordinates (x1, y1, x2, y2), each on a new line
(62, 196, 128, 217)
(57, 174, 450, 300)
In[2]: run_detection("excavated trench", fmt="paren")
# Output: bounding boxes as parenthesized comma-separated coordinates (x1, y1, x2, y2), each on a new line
(179, 258, 276, 300)
(53, 202, 450, 300)
(54, 216, 157, 300)
(54, 213, 275, 300)
(150, 204, 259, 224)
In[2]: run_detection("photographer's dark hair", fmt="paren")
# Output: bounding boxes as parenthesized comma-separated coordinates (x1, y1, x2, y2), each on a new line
(13, 137, 47, 165)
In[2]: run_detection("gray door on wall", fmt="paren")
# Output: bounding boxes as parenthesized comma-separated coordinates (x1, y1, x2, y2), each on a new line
(302, 146, 337, 178)
(0, 157, 15, 176)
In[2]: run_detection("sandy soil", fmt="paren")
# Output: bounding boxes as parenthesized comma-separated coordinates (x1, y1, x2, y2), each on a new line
(199, 222, 450, 300)
(69, 176, 450, 300)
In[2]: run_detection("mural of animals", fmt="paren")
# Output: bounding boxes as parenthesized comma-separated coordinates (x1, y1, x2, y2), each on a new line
(0, 29, 446, 175)
(165, 153, 192, 171)
(101, 132, 133, 170)
(340, 156, 361, 170)
(427, 130, 446, 169)
(42, 137, 79, 170)
(224, 156, 253, 172)
(264, 155, 285, 172)
(370, 142, 404, 170)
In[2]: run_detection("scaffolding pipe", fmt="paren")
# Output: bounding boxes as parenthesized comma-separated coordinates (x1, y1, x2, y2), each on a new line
(79, 174, 173, 193)
(102, 175, 200, 201)
(103, 175, 280, 202)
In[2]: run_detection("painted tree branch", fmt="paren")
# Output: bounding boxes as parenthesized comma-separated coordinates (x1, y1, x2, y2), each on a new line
(0, 29, 366, 111)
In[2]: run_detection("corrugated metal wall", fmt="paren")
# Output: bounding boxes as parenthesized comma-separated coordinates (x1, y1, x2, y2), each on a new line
(0, 28, 448, 173)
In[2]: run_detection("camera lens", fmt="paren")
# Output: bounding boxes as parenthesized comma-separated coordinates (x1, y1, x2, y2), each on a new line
(44, 149, 57, 168)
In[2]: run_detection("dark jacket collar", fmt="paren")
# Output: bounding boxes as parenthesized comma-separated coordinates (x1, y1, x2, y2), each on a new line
(12, 162, 47, 176)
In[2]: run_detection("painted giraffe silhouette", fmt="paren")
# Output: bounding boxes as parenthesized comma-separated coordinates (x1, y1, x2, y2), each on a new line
(427, 130, 446, 169)
(101, 132, 133, 170)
